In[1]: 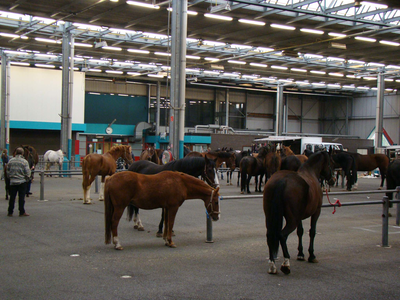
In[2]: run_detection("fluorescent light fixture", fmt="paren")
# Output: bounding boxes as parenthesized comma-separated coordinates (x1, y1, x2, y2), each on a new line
(205, 57, 220, 62)
(291, 68, 307, 72)
(88, 68, 102, 72)
(238, 19, 265, 26)
(202, 40, 226, 47)
(186, 55, 201, 60)
(89, 92, 101, 95)
(348, 59, 365, 64)
(387, 65, 400, 69)
(74, 42, 93, 48)
(271, 65, 288, 70)
(126, 1, 160, 9)
(242, 75, 258, 79)
(343, 85, 355, 89)
(296, 81, 310, 85)
(186, 68, 201, 73)
(346, 75, 356, 78)
(328, 32, 347, 38)
(118, 94, 129, 97)
(329, 72, 344, 77)
(35, 64, 55, 68)
(138, 63, 158, 69)
(250, 63, 268, 68)
(89, 59, 110, 64)
(327, 57, 345, 62)
(167, 8, 198, 15)
(355, 36, 376, 42)
(204, 13, 233, 21)
(310, 70, 326, 75)
(127, 49, 150, 54)
(36, 53, 58, 59)
(115, 62, 134, 66)
(102, 46, 122, 51)
(379, 40, 400, 46)
(384, 78, 394, 82)
(203, 70, 220, 75)
(10, 61, 30, 66)
(148, 74, 164, 78)
(223, 73, 240, 77)
(231, 44, 252, 50)
(363, 76, 377, 80)
(271, 24, 295, 30)
(228, 60, 246, 65)
(368, 62, 385, 67)
(304, 53, 324, 59)
(300, 28, 324, 35)
(110, 0, 119, 2)
(279, 79, 293, 83)
(0, 32, 28, 39)
(385, 89, 394, 92)
(155, 52, 171, 56)
(357, 86, 370, 90)
(257, 47, 274, 53)
(106, 70, 123, 74)
(35, 37, 61, 44)
(327, 84, 341, 88)
(312, 82, 326, 86)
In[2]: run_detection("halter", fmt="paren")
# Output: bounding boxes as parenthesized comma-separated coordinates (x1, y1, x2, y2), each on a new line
(202, 165, 217, 188)
(206, 189, 220, 216)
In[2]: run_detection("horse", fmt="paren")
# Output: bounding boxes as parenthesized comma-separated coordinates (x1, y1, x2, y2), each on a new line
(81, 145, 133, 204)
(263, 150, 335, 275)
(332, 151, 357, 191)
(239, 146, 269, 194)
(227, 150, 250, 186)
(336, 150, 389, 189)
(281, 145, 308, 164)
(185, 150, 236, 173)
(43, 149, 64, 176)
(386, 159, 400, 201)
(104, 170, 220, 250)
(128, 156, 219, 235)
(140, 146, 161, 165)
(265, 144, 281, 181)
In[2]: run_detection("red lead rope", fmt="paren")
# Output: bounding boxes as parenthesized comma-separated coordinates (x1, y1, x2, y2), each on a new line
(325, 189, 342, 214)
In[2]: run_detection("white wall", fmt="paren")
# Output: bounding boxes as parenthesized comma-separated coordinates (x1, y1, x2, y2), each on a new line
(9, 66, 85, 124)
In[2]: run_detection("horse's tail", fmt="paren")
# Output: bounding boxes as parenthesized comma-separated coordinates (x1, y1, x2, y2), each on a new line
(104, 177, 113, 245)
(239, 160, 247, 192)
(126, 204, 136, 222)
(266, 180, 286, 259)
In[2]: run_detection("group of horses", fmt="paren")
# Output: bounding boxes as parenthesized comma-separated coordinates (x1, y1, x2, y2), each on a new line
(80, 143, 399, 275)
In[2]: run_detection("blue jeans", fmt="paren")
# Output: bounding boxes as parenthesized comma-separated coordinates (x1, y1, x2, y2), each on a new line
(8, 182, 27, 215)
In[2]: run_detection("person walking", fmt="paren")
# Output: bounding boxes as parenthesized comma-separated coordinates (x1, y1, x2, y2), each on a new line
(7, 147, 31, 217)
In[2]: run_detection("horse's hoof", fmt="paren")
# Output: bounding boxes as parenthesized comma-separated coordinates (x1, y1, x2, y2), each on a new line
(115, 246, 123, 250)
(297, 256, 305, 261)
(137, 226, 145, 231)
(83, 202, 92, 205)
(268, 267, 277, 274)
(240, 191, 244, 194)
(169, 243, 177, 248)
(134, 225, 138, 229)
(280, 265, 290, 275)
(98, 198, 104, 201)
(156, 232, 163, 238)
(308, 258, 318, 263)
(378, 187, 382, 190)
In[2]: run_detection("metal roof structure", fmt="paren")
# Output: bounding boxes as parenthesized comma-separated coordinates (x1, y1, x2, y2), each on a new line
(0, 0, 399, 94)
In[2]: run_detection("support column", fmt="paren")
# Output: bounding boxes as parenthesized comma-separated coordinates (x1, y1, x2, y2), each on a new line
(275, 85, 284, 136)
(375, 73, 385, 151)
(0, 52, 6, 150)
(225, 89, 229, 127)
(156, 81, 161, 136)
(169, 0, 187, 159)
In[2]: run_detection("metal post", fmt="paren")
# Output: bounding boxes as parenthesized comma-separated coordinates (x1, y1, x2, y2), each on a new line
(156, 81, 161, 135)
(375, 73, 385, 151)
(95, 176, 99, 194)
(40, 171, 44, 201)
(275, 85, 284, 136)
(382, 196, 389, 247)
(206, 213, 213, 243)
(225, 89, 229, 127)
(1, 52, 7, 150)
(61, 23, 71, 154)
(396, 186, 400, 226)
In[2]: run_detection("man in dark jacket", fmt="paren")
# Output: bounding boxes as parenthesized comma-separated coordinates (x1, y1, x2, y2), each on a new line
(7, 147, 31, 217)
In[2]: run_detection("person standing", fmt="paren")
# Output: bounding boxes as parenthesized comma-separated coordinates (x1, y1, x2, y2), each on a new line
(1, 149, 9, 180)
(7, 147, 31, 217)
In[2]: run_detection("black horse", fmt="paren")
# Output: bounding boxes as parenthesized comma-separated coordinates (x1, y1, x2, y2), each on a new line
(127, 156, 218, 236)
(227, 150, 250, 186)
(332, 151, 357, 191)
(280, 156, 301, 172)
(239, 146, 269, 194)
(386, 159, 400, 202)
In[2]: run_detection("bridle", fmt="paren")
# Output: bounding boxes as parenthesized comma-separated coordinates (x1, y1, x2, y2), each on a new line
(206, 189, 220, 216)
(202, 165, 218, 188)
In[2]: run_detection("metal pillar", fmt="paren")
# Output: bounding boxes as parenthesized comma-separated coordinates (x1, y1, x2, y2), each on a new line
(68, 35, 74, 160)
(275, 85, 284, 136)
(0, 52, 6, 150)
(225, 89, 229, 126)
(169, 0, 187, 159)
(375, 73, 385, 151)
(214, 89, 219, 125)
(156, 81, 161, 136)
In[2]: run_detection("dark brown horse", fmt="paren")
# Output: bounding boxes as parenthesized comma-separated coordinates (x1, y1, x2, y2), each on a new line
(104, 170, 220, 250)
(185, 150, 236, 172)
(239, 146, 269, 194)
(263, 150, 335, 275)
(386, 159, 400, 201)
(140, 146, 161, 165)
(266, 144, 281, 180)
(227, 150, 250, 186)
(81, 145, 133, 204)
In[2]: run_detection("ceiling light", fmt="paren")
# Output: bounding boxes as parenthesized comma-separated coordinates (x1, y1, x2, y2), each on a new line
(10, 61, 30, 66)
(202, 40, 226, 47)
(88, 69, 102, 72)
(363, 76, 377, 80)
(310, 70, 326, 75)
(167, 8, 198, 15)
(203, 70, 220, 75)
(106, 70, 123, 74)
(250, 63, 268, 68)
(148, 74, 164, 78)
(329, 72, 344, 77)
(35, 37, 61, 44)
(0, 32, 28, 39)
(346, 75, 356, 78)
(379, 40, 400, 46)
(204, 13, 233, 21)
(271, 24, 295, 30)
(300, 28, 324, 35)
(127, 49, 150, 54)
(328, 32, 347, 38)
(186, 55, 201, 60)
(205, 57, 220, 62)
(291, 68, 307, 72)
(228, 60, 246, 65)
(110, 0, 119, 2)
(271, 65, 288, 70)
(327, 84, 341, 88)
(238, 19, 265, 26)
(355, 36, 376, 42)
(102, 46, 122, 51)
(155, 52, 171, 56)
(312, 82, 326, 87)
(126, 1, 160, 9)
(304, 53, 324, 59)
(384, 78, 394, 82)
(348, 59, 365, 64)
(231, 44, 252, 50)
(75, 42, 93, 48)
(387, 65, 400, 69)
(35, 64, 56, 68)
(257, 47, 275, 53)
(327, 57, 345, 62)
(223, 73, 240, 77)
(361, 1, 388, 9)
(357, 86, 370, 90)
(242, 75, 258, 79)
(368, 62, 385, 67)
(127, 72, 140, 76)
(36, 53, 58, 58)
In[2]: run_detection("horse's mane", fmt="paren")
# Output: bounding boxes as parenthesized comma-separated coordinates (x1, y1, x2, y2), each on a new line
(208, 151, 233, 158)
(165, 157, 211, 173)
(109, 145, 129, 153)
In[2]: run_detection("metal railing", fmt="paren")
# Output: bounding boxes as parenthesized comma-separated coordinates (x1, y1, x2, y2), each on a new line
(205, 188, 400, 247)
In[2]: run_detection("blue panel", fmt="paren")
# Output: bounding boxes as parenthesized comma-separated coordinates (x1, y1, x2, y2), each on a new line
(10, 120, 86, 131)
(84, 123, 135, 135)
(145, 135, 211, 145)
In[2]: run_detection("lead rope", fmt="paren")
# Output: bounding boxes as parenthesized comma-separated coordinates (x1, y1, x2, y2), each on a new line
(206, 189, 214, 218)
(325, 188, 341, 214)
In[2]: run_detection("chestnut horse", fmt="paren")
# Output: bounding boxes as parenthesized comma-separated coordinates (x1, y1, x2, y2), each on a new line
(263, 150, 335, 275)
(140, 146, 161, 165)
(81, 145, 133, 204)
(104, 170, 220, 250)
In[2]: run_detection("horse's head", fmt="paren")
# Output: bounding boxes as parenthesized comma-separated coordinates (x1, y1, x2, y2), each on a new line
(282, 145, 294, 156)
(205, 187, 220, 221)
(203, 156, 219, 188)
(228, 152, 236, 171)
(320, 150, 336, 186)
(122, 146, 134, 165)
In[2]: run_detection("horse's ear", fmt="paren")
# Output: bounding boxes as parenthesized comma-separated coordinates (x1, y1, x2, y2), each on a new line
(214, 187, 220, 194)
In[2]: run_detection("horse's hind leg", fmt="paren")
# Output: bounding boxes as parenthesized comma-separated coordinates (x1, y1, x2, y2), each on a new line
(99, 178, 106, 201)
(279, 220, 298, 275)
(308, 211, 321, 263)
(157, 209, 164, 237)
(296, 222, 305, 260)
(111, 208, 125, 250)
(133, 208, 144, 231)
(164, 207, 179, 248)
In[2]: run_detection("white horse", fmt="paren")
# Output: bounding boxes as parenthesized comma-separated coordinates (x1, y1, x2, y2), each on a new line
(43, 149, 64, 175)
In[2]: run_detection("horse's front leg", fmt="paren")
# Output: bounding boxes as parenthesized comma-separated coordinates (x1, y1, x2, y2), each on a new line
(379, 171, 385, 190)
(157, 209, 164, 237)
(111, 207, 125, 250)
(308, 210, 321, 263)
(296, 222, 305, 260)
(164, 207, 179, 248)
(133, 208, 144, 231)
(98, 177, 106, 201)
(82, 183, 92, 204)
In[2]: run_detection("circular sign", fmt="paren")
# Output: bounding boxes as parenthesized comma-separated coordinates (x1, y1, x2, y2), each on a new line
(106, 127, 113, 134)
